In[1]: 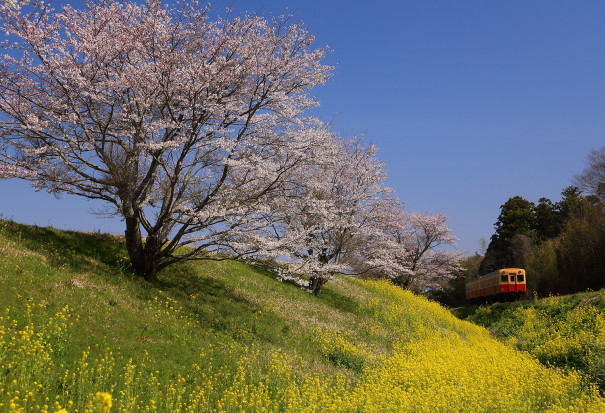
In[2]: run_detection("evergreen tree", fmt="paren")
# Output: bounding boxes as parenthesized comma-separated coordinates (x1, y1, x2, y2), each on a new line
(557, 187, 584, 220)
(480, 196, 535, 274)
(534, 197, 562, 241)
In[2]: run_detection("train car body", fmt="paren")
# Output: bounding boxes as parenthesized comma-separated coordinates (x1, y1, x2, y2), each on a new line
(466, 268, 526, 302)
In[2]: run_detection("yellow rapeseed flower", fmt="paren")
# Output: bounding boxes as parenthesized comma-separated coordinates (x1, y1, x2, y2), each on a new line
(93, 392, 112, 412)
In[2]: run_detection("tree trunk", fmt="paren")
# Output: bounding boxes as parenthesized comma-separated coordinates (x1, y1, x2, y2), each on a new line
(309, 275, 328, 296)
(124, 216, 159, 281)
(392, 274, 411, 289)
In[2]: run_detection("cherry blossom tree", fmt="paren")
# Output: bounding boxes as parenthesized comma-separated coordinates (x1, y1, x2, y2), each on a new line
(256, 137, 393, 295)
(398, 211, 465, 290)
(344, 199, 411, 279)
(0, 0, 333, 280)
(351, 203, 465, 292)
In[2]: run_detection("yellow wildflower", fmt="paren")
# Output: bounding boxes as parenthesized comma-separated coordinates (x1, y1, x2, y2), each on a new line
(93, 392, 112, 412)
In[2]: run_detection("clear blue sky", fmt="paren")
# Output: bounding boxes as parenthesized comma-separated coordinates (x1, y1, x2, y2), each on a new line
(1, 0, 604, 254)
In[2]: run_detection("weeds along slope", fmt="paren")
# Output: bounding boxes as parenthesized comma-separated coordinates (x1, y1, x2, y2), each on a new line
(0, 219, 604, 412)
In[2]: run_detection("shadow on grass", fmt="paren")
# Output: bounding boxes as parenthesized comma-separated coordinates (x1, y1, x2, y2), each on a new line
(451, 305, 479, 320)
(156, 262, 258, 308)
(152, 262, 271, 336)
(1, 219, 127, 274)
(234, 260, 362, 316)
(153, 261, 309, 347)
(318, 287, 360, 315)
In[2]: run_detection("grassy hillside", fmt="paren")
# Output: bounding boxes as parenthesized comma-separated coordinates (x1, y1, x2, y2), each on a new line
(1, 220, 604, 412)
(454, 290, 605, 393)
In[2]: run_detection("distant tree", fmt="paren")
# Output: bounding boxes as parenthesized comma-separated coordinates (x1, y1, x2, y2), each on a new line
(478, 237, 488, 256)
(533, 197, 562, 241)
(463, 252, 484, 282)
(430, 253, 482, 307)
(480, 196, 536, 274)
(392, 211, 464, 291)
(509, 233, 533, 269)
(0, 0, 333, 281)
(574, 146, 605, 202)
(527, 188, 605, 296)
(493, 196, 536, 241)
(557, 187, 584, 220)
(526, 239, 560, 295)
(556, 204, 605, 293)
(352, 205, 464, 292)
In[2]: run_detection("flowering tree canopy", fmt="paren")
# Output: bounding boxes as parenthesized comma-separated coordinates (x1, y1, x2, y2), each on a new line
(0, 0, 333, 280)
(394, 211, 465, 290)
(350, 203, 465, 292)
(255, 137, 394, 295)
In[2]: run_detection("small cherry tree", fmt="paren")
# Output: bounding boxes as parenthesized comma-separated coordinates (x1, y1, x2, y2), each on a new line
(351, 203, 464, 292)
(0, 0, 333, 280)
(398, 211, 465, 290)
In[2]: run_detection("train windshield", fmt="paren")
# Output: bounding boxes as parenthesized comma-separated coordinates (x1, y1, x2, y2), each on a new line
(501, 274, 507, 282)
(518, 273, 525, 282)
(509, 275, 515, 282)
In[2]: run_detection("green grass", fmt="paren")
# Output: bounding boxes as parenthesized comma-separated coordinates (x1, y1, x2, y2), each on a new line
(1, 219, 605, 412)
(0, 219, 375, 411)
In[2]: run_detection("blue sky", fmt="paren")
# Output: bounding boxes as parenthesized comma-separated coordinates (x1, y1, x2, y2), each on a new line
(1, 0, 605, 254)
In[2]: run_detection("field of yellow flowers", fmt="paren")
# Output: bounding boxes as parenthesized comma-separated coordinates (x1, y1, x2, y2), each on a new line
(1, 219, 604, 412)
(458, 290, 605, 393)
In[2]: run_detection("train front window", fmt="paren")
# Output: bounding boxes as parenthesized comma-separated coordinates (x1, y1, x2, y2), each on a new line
(501, 274, 507, 282)
(518, 274, 525, 282)
(509, 275, 515, 282)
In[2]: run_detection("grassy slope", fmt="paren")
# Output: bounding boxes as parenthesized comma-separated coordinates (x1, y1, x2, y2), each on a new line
(1, 220, 604, 412)
(454, 290, 605, 392)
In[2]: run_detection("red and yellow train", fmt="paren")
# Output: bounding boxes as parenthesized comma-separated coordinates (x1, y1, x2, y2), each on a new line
(466, 268, 527, 302)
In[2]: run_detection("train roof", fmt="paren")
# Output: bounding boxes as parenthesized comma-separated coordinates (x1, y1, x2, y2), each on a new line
(467, 268, 525, 283)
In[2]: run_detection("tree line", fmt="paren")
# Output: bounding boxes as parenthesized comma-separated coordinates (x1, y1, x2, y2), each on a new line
(0, 0, 463, 295)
